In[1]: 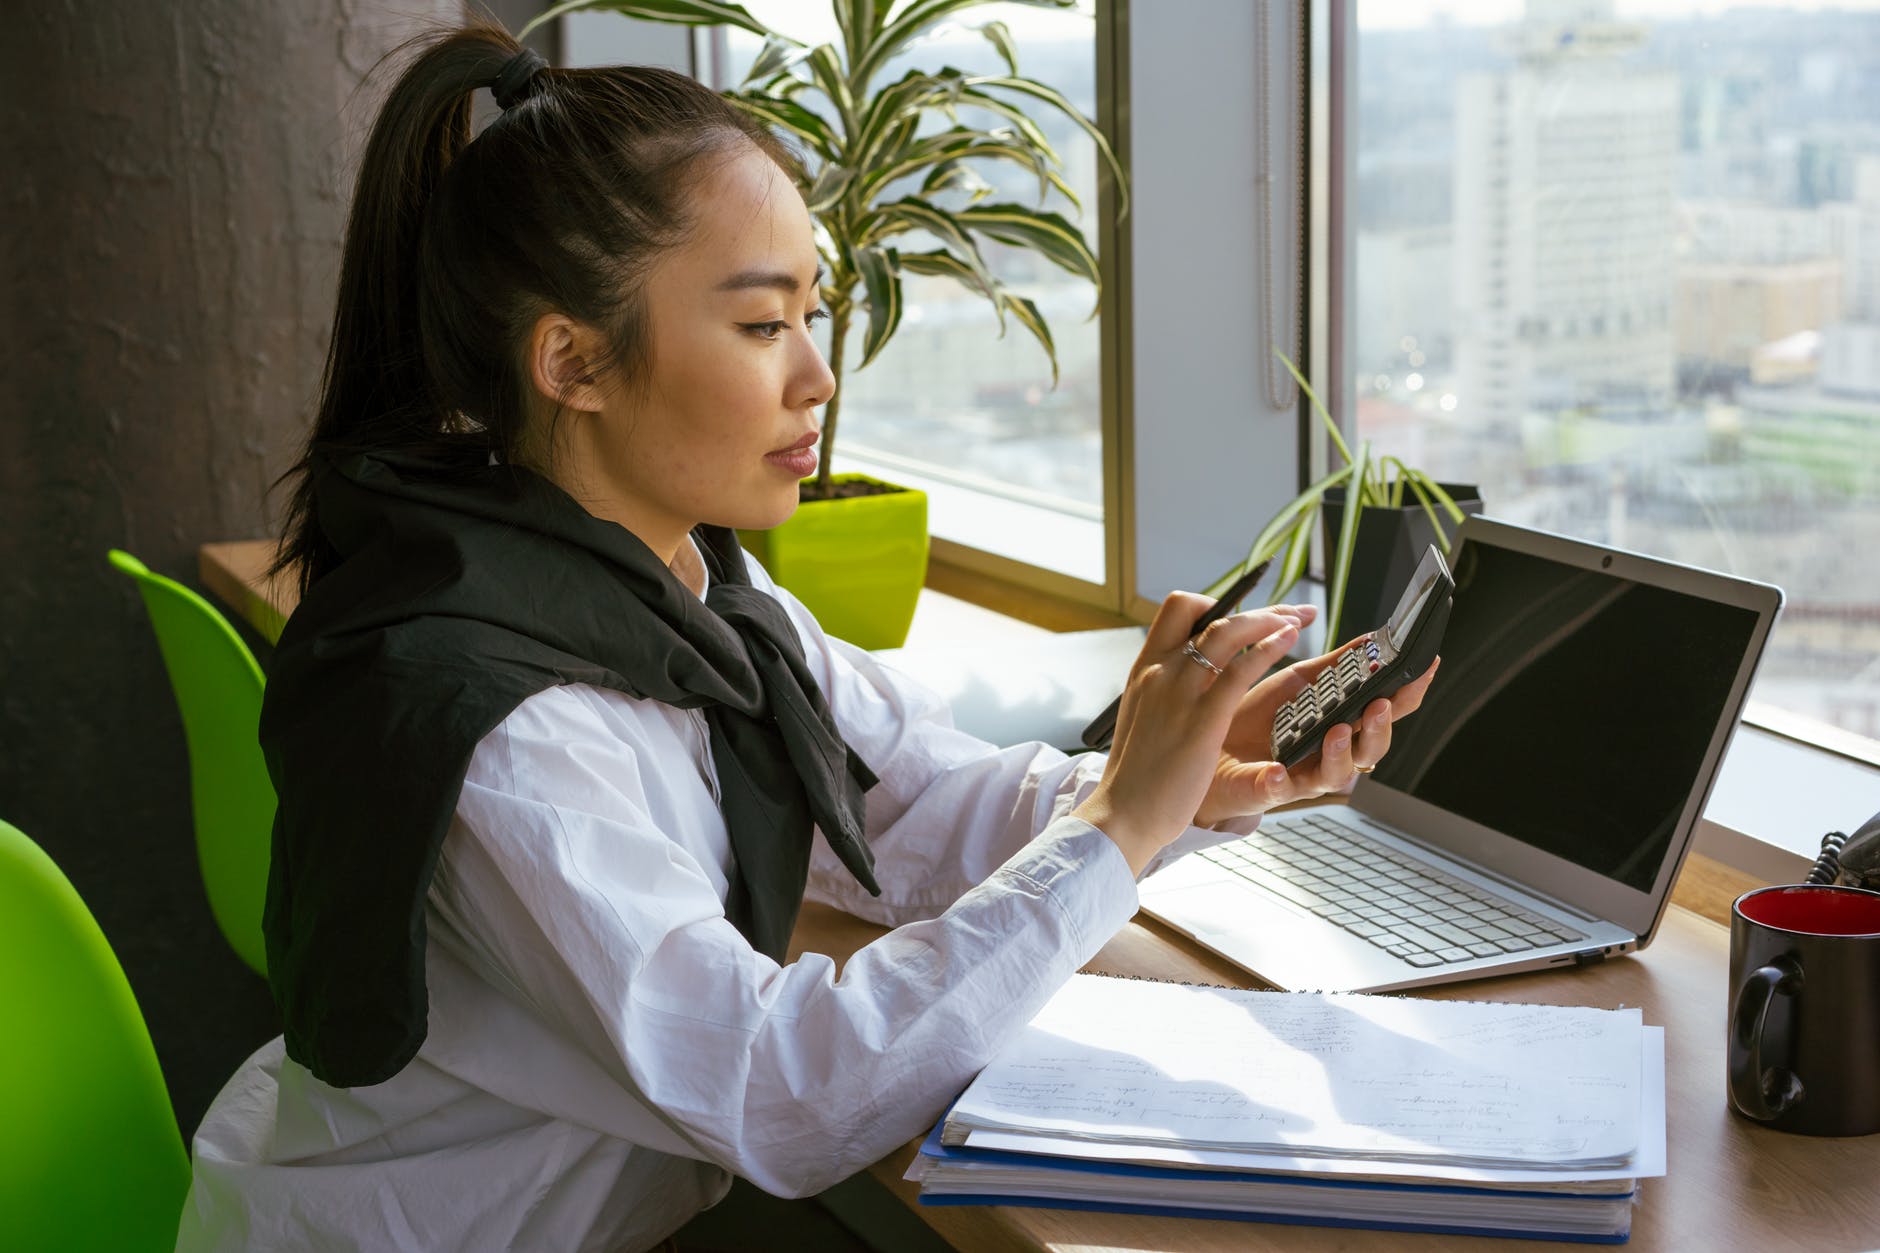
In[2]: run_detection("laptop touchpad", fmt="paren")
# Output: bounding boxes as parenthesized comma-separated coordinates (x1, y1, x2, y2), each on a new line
(1143, 878, 1391, 988)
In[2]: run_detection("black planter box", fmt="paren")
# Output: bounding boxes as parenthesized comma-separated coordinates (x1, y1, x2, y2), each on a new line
(1320, 482, 1483, 638)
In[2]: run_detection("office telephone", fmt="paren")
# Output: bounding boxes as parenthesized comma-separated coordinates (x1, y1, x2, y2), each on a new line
(1272, 545, 1453, 768)
(1809, 811, 1880, 891)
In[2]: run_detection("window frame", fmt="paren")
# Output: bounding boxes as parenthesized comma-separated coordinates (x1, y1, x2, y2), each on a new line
(1120, 0, 1311, 621)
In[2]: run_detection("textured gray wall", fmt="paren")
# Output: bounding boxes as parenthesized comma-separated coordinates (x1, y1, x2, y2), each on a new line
(0, 0, 459, 1138)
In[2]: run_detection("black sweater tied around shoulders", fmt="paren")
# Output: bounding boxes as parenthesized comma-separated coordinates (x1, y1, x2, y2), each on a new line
(260, 449, 879, 1088)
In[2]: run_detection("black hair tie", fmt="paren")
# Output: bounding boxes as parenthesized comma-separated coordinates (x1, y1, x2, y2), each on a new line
(492, 48, 547, 110)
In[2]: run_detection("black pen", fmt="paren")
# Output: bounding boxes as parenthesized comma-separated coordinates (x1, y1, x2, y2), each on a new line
(1183, 556, 1277, 644)
(1079, 556, 1277, 752)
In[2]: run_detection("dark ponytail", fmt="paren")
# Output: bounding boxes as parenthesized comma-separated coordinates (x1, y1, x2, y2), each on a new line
(273, 19, 798, 595)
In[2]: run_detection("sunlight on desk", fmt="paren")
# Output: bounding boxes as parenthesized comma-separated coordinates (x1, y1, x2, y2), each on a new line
(877, 610, 1141, 753)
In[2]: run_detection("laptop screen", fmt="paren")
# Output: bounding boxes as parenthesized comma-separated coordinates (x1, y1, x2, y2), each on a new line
(1366, 537, 1762, 893)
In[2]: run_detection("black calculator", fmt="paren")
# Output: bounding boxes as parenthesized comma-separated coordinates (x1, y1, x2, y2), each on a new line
(1272, 545, 1453, 768)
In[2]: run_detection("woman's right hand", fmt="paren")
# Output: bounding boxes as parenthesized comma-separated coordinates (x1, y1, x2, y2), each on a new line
(1072, 592, 1311, 875)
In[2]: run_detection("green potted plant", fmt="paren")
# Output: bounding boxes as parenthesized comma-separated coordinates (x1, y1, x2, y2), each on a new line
(529, 0, 1124, 647)
(1206, 354, 1483, 645)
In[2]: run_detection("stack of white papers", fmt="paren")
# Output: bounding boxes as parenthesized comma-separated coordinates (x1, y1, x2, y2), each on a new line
(911, 975, 1667, 1243)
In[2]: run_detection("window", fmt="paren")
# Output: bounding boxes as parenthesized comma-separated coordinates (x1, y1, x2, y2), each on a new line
(1348, 0, 1880, 754)
(703, 2, 1113, 590)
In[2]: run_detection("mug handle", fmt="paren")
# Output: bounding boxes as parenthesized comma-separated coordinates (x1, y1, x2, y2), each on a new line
(1729, 956, 1805, 1120)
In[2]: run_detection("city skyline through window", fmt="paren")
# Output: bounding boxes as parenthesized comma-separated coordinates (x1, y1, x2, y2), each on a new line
(1355, 0, 1880, 748)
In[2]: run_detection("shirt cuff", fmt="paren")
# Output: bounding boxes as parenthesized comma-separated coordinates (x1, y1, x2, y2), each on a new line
(1137, 812, 1263, 882)
(993, 816, 1139, 965)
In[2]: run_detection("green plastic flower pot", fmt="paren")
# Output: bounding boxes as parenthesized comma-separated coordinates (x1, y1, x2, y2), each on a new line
(740, 475, 929, 650)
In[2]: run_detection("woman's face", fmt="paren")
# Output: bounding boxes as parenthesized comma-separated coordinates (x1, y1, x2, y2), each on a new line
(546, 143, 835, 561)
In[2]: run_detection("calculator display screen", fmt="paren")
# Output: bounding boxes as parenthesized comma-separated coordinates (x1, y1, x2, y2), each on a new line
(1367, 540, 1761, 893)
(1382, 547, 1448, 654)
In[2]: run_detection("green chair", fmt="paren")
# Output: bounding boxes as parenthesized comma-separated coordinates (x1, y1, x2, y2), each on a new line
(0, 819, 191, 1251)
(109, 549, 274, 976)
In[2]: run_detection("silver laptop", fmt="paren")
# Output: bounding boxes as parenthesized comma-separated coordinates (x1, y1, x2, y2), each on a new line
(1140, 516, 1784, 992)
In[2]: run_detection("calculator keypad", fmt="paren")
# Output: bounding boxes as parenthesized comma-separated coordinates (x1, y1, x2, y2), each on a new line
(1273, 635, 1382, 758)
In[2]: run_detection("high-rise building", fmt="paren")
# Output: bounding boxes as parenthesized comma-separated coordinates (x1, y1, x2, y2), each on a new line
(1675, 259, 1842, 378)
(1454, 0, 1677, 425)
(1847, 156, 1880, 321)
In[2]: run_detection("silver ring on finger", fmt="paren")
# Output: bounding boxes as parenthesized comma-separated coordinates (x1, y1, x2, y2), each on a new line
(1180, 639, 1225, 677)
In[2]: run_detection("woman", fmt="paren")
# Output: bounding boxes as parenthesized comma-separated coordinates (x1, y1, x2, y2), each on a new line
(176, 21, 1435, 1253)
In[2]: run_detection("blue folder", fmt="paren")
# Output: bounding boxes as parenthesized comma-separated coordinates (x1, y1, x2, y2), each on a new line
(913, 1119, 1634, 1244)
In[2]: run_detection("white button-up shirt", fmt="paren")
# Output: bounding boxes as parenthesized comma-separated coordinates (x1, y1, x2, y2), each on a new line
(176, 552, 1249, 1253)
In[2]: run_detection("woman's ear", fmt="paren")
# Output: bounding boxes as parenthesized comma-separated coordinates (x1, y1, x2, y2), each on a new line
(526, 313, 608, 414)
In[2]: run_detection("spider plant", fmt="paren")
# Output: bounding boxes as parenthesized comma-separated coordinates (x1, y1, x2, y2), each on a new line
(1204, 353, 1471, 644)
(525, 0, 1126, 500)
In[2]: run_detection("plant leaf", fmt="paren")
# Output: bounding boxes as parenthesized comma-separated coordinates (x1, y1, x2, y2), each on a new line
(855, 196, 1001, 307)
(1272, 506, 1315, 604)
(804, 163, 854, 213)
(1326, 439, 1373, 643)
(978, 19, 1020, 76)
(744, 35, 813, 86)
(1403, 470, 1470, 554)
(849, 69, 970, 176)
(999, 291, 1058, 386)
(1202, 463, 1351, 599)
(1407, 468, 1470, 524)
(897, 248, 1005, 335)
(805, 43, 858, 139)
(953, 84, 1062, 164)
(1276, 349, 1355, 469)
(921, 159, 995, 202)
(1383, 456, 1405, 508)
(856, 0, 1077, 90)
(962, 73, 1128, 220)
(834, 0, 892, 75)
(522, 0, 774, 40)
(852, 245, 903, 369)
(1040, 165, 1081, 213)
(723, 91, 841, 162)
(864, 113, 923, 194)
(1399, 471, 1451, 553)
(1251, 467, 1344, 565)
(895, 246, 997, 301)
(859, 126, 1061, 206)
(746, 68, 813, 101)
(826, 70, 1057, 167)
(1362, 447, 1391, 508)
(955, 201, 1100, 292)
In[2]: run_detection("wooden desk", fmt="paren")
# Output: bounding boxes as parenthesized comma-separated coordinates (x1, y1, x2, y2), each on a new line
(784, 902, 1880, 1253)
(199, 538, 292, 644)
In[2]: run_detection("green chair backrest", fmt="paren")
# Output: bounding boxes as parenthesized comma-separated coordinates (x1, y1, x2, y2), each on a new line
(109, 549, 274, 976)
(0, 819, 191, 1252)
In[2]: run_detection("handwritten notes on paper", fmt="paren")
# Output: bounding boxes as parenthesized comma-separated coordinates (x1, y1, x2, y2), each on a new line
(944, 975, 1642, 1168)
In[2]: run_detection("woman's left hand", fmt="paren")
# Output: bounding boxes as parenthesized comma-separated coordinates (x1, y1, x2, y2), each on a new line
(1193, 622, 1440, 828)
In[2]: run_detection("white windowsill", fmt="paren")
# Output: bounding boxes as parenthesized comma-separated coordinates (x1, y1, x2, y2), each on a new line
(1696, 725, 1880, 882)
(901, 586, 1054, 650)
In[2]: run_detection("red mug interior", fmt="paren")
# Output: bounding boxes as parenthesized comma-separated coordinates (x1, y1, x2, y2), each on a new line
(1737, 885, 1880, 937)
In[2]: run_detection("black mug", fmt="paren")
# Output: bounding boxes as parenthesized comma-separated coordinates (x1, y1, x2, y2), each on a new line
(1727, 884, 1880, 1136)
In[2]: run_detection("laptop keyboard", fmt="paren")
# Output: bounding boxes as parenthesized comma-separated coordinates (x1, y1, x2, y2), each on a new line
(1196, 813, 1589, 968)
